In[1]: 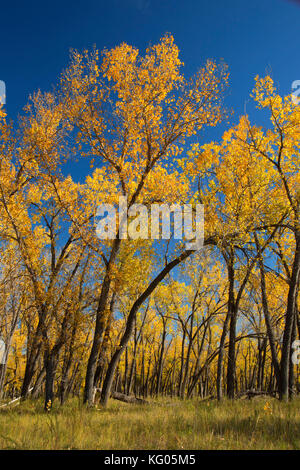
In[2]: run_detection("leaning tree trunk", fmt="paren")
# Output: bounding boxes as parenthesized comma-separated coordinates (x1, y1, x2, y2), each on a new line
(21, 318, 45, 399)
(32, 368, 45, 399)
(100, 249, 194, 406)
(21, 344, 42, 399)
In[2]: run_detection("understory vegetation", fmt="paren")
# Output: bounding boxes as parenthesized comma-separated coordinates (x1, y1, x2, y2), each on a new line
(0, 398, 299, 450)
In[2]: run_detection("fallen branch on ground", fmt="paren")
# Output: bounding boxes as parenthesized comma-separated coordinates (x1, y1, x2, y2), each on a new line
(0, 388, 33, 409)
(238, 390, 278, 399)
(111, 392, 149, 404)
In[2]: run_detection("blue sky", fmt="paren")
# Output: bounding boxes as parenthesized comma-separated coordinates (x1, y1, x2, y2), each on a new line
(1, 0, 300, 179)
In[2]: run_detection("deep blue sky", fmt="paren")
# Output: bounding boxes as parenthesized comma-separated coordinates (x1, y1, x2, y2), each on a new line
(1, 0, 300, 179)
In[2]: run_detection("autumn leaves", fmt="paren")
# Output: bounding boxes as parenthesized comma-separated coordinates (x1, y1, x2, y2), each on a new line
(0, 34, 299, 408)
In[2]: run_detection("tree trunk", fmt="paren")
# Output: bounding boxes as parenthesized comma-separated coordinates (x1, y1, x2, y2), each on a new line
(156, 322, 166, 396)
(84, 239, 121, 406)
(216, 311, 230, 400)
(100, 248, 194, 406)
(44, 353, 56, 411)
(255, 233, 281, 389)
(32, 368, 46, 399)
(226, 252, 236, 399)
(279, 232, 300, 401)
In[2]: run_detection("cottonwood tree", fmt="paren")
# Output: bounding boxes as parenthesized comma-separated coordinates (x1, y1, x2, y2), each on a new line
(237, 77, 300, 400)
(58, 34, 228, 405)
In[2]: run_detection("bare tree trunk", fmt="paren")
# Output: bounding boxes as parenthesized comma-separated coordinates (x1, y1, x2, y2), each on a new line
(255, 233, 281, 389)
(216, 312, 230, 400)
(100, 249, 194, 406)
(44, 353, 56, 411)
(32, 368, 46, 398)
(289, 311, 297, 398)
(280, 232, 300, 401)
(178, 329, 186, 397)
(21, 327, 43, 398)
(84, 239, 121, 406)
(156, 320, 167, 396)
(226, 252, 236, 399)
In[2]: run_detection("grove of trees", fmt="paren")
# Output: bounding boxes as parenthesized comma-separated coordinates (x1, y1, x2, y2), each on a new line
(0, 35, 299, 411)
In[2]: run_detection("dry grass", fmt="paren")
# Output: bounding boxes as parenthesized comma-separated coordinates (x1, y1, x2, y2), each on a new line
(0, 396, 299, 450)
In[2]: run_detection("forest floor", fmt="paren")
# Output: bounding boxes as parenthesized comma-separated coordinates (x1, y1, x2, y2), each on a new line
(0, 396, 299, 450)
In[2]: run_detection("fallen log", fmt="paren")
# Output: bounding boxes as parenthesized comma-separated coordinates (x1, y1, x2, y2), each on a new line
(111, 392, 148, 404)
(0, 387, 33, 409)
(238, 390, 277, 399)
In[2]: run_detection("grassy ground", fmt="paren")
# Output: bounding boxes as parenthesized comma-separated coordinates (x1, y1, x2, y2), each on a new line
(0, 396, 299, 450)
